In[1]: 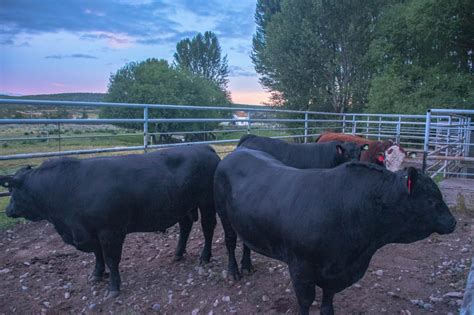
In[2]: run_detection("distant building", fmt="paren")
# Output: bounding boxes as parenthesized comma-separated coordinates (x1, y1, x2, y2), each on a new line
(233, 111, 249, 126)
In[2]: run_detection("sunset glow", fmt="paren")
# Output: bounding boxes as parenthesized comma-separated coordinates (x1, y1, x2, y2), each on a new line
(0, 0, 270, 105)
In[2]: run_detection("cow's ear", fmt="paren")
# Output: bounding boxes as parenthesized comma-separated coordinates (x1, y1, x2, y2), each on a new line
(336, 144, 344, 155)
(361, 144, 369, 151)
(406, 151, 417, 158)
(406, 167, 418, 194)
(0, 176, 20, 188)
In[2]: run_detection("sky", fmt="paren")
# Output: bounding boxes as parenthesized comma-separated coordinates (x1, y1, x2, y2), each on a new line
(0, 0, 270, 105)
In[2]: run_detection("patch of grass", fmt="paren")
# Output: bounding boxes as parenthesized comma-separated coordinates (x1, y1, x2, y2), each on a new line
(433, 173, 444, 185)
(0, 197, 21, 230)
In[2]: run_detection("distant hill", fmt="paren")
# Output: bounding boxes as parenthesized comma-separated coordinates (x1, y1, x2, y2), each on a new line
(0, 93, 106, 102)
(0, 92, 274, 119)
(0, 93, 107, 118)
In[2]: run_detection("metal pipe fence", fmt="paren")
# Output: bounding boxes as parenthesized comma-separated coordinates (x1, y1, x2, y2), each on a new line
(1, 99, 473, 196)
(422, 109, 474, 179)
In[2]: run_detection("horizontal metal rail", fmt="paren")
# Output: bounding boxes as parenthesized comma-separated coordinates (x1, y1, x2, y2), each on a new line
(1, 98, 472, 184)
(0, 99, 455, 119)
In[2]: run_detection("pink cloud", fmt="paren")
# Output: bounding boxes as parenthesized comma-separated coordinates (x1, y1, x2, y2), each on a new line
(81, 31, 134, 49)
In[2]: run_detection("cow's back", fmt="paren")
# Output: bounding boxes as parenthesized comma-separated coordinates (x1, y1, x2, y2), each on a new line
(317, 132, 372, 146)
(33, 145, 220, 232)
(237, 135, 342, 168)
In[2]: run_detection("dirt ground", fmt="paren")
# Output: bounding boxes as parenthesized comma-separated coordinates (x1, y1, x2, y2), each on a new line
(0, 212, 472, 315)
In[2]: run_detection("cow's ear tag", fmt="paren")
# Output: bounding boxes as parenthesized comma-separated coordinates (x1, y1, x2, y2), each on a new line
(336, 145, 343, 155)
(361, 144, 369, 151)
(406, 167, 418, 194)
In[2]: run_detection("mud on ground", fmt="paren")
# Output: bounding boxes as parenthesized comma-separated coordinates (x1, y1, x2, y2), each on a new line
(0, 212, 472, 314)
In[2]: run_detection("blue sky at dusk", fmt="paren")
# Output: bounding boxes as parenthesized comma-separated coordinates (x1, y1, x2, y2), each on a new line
(0, 0, 270, 104)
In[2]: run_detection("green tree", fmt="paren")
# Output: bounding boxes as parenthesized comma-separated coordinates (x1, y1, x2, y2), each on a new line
(252, 0, 389, 112)
(366, 0, 474, 113)
(251, 0, 282, 104)
(174, 31, 229, 90)
(102, 58, 230, 141)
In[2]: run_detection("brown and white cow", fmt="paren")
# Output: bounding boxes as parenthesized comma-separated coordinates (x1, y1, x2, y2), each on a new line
(316, 132, 416, 171)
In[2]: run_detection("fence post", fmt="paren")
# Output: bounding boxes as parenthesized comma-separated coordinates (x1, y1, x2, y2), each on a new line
(143, 106, 148, 152)
(444, 116, 452, 178)
(58, 123, 61, 152)
(456, 117, 462, 157)
(378, 117, 381, 141)
(352, 115, 356, 135)
(464, 117, 470, 158)
(247, 111, 251, 134)
(396, 115, 401, 144)
(435, 117, 441, 154)
(466, 117, 472, 158)
(366, 116, 370, 137)
(342, 115, 346, 133)
(304, 112, 309, 143)
(422, 110, 432, 173)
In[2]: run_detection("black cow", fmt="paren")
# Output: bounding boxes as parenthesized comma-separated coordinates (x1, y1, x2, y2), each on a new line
(238, 134, 367, 168)
(214, 148, 456, 315)
(233, 134, 368, 275)
(1, 145, 220, 298)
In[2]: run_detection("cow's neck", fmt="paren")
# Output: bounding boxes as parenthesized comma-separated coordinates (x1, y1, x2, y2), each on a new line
(372, 186, 413, 248)
(28, 174, 66, 222)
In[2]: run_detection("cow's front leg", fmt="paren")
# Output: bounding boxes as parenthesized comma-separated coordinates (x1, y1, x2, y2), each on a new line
(89, 246, 105, 282)
(98, 229, 125, 298)
(288, 261, 316, 315)
(174, 216, 193, 261)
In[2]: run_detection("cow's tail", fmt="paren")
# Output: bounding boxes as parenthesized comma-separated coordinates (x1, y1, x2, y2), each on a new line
(237, 134, 257, 147)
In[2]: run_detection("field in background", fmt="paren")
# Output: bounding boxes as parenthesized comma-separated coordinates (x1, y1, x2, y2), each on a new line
(0, 119, 290, 229)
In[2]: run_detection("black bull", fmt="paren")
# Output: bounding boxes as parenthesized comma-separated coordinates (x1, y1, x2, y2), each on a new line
(1, 145, 220, 297)
(214, 148, 456, 315)
(238, 134, 368, 169)
(235, 134, 368, 276)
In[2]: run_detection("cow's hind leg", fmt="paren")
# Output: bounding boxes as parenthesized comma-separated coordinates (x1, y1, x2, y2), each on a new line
(320, 289, 335, 315)
(98, 229, 125, 298)
(218, 211, 240, 280)
(241, 244, 254, 274)
(288, 261, 316, 315)
(199, 200, 217, 264)
(89, 246, 105, 282)
(174, 215, 193, 261)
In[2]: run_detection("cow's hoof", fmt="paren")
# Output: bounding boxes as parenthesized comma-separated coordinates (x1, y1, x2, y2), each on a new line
(241, 266, 254, 275)
(199, 257, 211, 265)
(88, 275, 103, 283)
(105, 290, 120, 299)
(230, 271, 241, 281)
(174, 255, 184, 262)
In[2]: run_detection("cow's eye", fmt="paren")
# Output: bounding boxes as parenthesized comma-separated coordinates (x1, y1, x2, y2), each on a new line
(387, 148, 393, 154)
